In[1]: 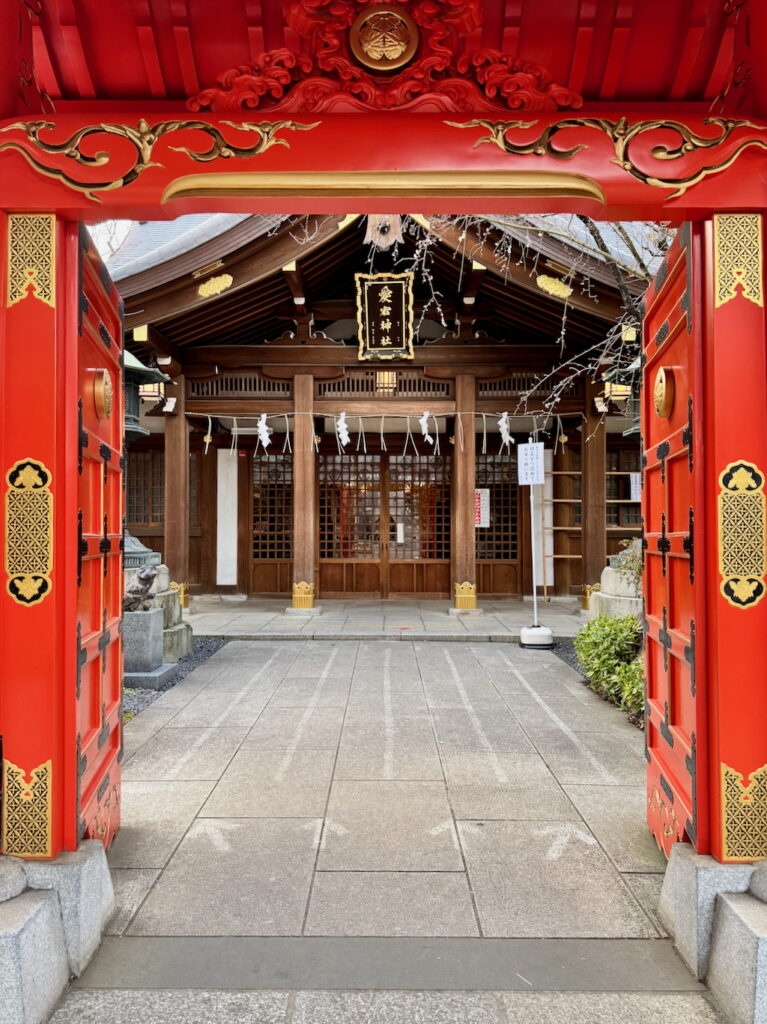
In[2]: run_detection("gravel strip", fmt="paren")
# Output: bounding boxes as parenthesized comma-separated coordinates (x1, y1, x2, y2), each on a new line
(123, 637, 229, 722)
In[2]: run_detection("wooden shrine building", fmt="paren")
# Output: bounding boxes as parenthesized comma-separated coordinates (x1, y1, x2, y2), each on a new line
(120, 213, 644, 607)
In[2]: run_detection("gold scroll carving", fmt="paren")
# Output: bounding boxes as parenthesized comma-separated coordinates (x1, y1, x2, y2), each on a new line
(6, 213, 55, 307)
(721, 762, 767, 861)
(1, 759, 53, 858)
(718, 461, 767, 609)
(714, 213, 763, 308)
(4, 459, 53, 606)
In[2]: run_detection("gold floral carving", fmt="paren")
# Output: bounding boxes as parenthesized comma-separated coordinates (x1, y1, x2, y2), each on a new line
(448, 116, 767, 198)
(454, 581, 477, 609)
(350, 6, 419, 71)
(93, 369, 113, 420)
(721, 762, 767, 861)
(0, 119, 319, 203)
(198, 273, 234, 298)
(5, 459, 53, 606)
(653, 367, 674, 418)
(718, 461, 767, 609)
(6, 213, 55, 308)
(714, 213, 763, 308)
(1, 759, 52, 858)
(647, 784, 680, 840)
(292, 581, 315, 609)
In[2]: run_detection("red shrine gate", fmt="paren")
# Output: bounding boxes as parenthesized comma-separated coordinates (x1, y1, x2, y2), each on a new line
(1, 0, 767, 866)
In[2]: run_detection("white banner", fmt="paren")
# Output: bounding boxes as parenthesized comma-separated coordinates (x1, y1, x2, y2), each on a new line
(630, 472, 642, 502)
(517, 442, 545, 486)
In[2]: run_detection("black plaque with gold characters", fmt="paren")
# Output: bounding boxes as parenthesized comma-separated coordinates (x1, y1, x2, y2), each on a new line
(355, 272, 415, 361)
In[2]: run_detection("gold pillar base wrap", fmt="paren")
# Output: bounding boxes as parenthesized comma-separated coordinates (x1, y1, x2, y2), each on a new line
(292, 581, 315, 609)
(721, 763, 767, 861)
(1, 759, 52, 859)
(169, 581, 189, 609)
(454, 581, 477, 609)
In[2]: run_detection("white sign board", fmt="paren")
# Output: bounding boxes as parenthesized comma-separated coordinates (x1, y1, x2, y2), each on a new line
(474, 488, 490, 528)
(630, 472, 642, 502)
(517, 442, 545, 486)
(396, 522, 405, 544)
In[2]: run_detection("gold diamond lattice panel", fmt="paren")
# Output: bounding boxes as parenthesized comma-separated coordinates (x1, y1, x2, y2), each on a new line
(1, 760, 52, 858)
(4, 460, 53, 606)
(7, 214, 55, 308)
(721, 762, 767, 861)
(719, 461, 767, 609)
(714, 212, 763, 308)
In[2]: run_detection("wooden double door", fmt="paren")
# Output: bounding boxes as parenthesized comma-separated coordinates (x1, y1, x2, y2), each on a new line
(318, 452, 451, 598)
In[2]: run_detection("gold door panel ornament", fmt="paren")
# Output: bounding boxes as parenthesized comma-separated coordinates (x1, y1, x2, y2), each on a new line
(719, 461, 767, 608)
(653, 367, 674, 418)
(4, 459, 53, 606)
(6, 213, 55, 308)
(721, 762, 767, 861)
(714, 213, 763, 308)
(1, 759, 52, 858)
(92, 369, 113, 420)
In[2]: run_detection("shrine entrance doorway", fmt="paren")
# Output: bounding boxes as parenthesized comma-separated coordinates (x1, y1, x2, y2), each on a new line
(318, 450, 452, 599)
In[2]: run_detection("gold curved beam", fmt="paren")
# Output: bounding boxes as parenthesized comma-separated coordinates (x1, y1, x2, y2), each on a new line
(161, 170, 606, 204)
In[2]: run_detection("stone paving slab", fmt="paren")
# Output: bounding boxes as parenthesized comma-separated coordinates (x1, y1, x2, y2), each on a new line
(319, 781, 464, 872)
(563, 786, 667, 873)
(305, 873, 479, 937)
(122, 726, 248, 781)
(458, 820, 658, 938)
(201, 748, 336, 818)
(71, 937, 706, 992)
(107, 781, 215, 870)
(128, 819, 322, 936)
(106, 870, 160, 936)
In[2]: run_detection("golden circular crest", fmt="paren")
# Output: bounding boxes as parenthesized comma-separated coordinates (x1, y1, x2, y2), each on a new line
(93, 369, 113, 420)
(349, 5, 419, 71)
(653, 366, 674, 418)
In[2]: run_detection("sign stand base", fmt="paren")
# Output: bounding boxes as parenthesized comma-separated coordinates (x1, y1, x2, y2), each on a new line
(520, 624, 554, 649)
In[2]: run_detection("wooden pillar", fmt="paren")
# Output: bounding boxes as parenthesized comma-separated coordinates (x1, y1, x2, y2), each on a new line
(453, 374, 477, 608)
(581, 380, 607, 586)
(292, 374, 316, 608)
(163, 375, 189, 584)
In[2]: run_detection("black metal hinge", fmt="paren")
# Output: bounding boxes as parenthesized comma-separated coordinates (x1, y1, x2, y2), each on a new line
(658, 512, 671, 576)
(683, 507, 694, 583)
(78, 293, 89, 335)
(685, 620, 697, 698)
(76, 622, 87, 700)
(98, 608, 110, 677)
(654, 259, 668, 292)
(98, 322, 112, 348)
(97, 704, 110, 749)
(99, 442, 111, 484)
(659, 606, 672, 672)
(78, 399, 88, 475)
(685, 732, 698, 844)
(682, 396, 693, 472)
(656, 440, 670, 483)
(99, 515, 111, 576)
(660, 774, 675, 804)
(643, 700, 651, 763)
(77, 510, 87, 586)
(660, 700, 675, 748)
(655, 320, 669, 347)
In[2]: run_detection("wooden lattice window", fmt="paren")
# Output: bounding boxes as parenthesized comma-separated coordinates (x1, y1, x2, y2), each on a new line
(127, 451, 164, 526)
(475, 454, 518, 561)
(253, 454, 293, 559)
(607, 446, 641, 527)
(389, 455, 450, 560)
(319, 455, 381, 559)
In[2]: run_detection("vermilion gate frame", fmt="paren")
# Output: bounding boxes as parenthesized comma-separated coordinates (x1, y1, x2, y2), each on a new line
(1, 107, 767, 863)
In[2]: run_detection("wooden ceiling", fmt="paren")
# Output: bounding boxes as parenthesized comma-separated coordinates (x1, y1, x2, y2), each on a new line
(28, 2, 746, 111)
(125, 215, 626, 361)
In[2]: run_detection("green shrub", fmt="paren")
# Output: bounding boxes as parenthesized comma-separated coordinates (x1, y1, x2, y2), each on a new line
(611, 657, 645, 717)
(574, 614, 643, 698)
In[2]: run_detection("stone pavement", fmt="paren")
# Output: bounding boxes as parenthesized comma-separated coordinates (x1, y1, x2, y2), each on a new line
(50, 640, 723, 1023)
(185, 596, 586, 640)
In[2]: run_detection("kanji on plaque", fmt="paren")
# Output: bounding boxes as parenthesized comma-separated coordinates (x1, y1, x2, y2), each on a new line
(517, 442, 545, 485)
(355, 272, 415, 361)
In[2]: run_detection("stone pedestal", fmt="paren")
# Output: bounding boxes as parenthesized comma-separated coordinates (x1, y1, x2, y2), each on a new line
(123, 608, 178, 688)
(590, 565, 643, 619)
(150, 587, 192, 662)
(0, 842, 114, 1024)
(707, 892, 767, 1024)
(659, 843, 755, 978)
